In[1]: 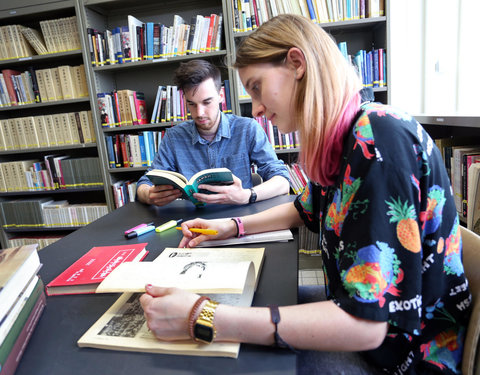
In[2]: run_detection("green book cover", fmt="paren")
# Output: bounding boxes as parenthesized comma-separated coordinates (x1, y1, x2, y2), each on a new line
(146, 167, 233, 206)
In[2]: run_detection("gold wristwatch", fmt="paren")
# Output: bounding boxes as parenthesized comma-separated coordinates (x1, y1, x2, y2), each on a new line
(193, 300, 219, 344)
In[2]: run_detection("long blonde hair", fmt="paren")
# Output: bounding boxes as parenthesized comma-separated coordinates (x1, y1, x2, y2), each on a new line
(234, 14, 362, 186)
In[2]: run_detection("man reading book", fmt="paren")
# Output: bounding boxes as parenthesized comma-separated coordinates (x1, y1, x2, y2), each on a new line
(136, 59, 290, 207)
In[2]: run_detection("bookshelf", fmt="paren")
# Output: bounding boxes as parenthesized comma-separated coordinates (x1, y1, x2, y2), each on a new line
(77, 0, 234, 210)
(224, 0, 390, 195)
(415, 115, 480, 227)
(0, 1, 108, 248)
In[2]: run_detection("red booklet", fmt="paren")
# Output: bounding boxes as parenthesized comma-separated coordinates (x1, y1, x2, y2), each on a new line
(46, 243, 148, 296)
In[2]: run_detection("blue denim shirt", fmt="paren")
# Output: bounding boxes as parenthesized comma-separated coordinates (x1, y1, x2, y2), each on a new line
(137, 113, 289, 188)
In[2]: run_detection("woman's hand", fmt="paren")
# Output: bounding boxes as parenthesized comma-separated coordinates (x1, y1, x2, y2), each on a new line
(178, 218, 238, 248)
(140, 285, 199, 341)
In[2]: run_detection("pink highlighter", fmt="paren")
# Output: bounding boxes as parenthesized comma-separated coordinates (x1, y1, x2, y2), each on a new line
(124, 222, 154, 235)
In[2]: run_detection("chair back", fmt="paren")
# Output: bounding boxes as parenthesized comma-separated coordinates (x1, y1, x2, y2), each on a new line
(461, 226, 480, 375)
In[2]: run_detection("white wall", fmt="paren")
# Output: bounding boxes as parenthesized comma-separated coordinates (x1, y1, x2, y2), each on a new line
(389, 0, 480, 116)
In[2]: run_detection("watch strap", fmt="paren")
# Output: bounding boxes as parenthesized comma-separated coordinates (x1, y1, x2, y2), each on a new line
(249, 188, 257, 204)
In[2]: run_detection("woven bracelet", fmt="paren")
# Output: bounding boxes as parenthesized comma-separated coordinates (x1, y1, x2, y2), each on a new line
(188, 296, 210, 339)
(268, 305, 298, 353)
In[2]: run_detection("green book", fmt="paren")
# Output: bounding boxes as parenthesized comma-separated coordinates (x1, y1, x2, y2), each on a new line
(146, 167, 234, 207)
(0, 277, 44, 365)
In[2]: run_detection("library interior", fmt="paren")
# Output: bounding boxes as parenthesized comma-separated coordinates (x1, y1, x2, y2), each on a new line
(0, 1, 479, 375)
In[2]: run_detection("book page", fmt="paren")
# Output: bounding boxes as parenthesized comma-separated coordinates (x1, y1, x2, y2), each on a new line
(77, 292, 241, 358)
(146, 170, 188, 188)
(96, 260, 255, 295)
(196, 230, 293, 248)
(155, 247, 265, 291)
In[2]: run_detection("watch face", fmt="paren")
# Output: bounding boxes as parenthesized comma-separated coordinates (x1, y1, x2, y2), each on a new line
(194, 322, 214, 343)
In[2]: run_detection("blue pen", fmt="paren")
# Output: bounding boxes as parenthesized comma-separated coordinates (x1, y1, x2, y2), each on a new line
(125, 225, 155, 239)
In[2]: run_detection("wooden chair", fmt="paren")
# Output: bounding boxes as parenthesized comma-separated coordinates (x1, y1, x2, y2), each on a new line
(461, 226, 480, 375)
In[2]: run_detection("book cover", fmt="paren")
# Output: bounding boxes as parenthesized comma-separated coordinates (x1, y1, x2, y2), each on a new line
(45, 243, 148, 296)
(0, 244, 40, 324)
(146, 168, 234, 206)
(1, 69, 21, 106)
(79, 247, 265, 358)
(127, 15, 144, 62)
(134, 91, 148, 125)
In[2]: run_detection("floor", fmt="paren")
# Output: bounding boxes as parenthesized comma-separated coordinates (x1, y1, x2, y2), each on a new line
(298, 252, 324, 286)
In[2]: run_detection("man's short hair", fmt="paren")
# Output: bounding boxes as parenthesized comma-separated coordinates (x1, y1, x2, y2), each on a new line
(173, 59, 222, 93)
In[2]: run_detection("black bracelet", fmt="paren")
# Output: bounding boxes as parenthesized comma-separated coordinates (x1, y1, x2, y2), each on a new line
(231, 218, 239, 237)
(268, 305, 298, 353)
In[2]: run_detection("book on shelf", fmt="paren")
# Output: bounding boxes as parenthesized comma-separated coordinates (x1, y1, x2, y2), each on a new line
(0, 277, 46, 375)
(467, 163, 480, 235)
(146, 167, 234, 206)
(462, 153, 480, 218)
(452, 146, 480, 215)
(1, 69, 21, 106)
(78, 246, 265, 358)
(0, 244, 40, 326)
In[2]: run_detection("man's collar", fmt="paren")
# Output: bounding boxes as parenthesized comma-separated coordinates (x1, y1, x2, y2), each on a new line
(190, 112, 230, 145)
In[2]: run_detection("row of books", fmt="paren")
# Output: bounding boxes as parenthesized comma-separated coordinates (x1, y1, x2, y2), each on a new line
(112, 179, 137, 209)
(298, 225, 321, 252)
(0, 156, 103, 193)
(0, 25, 35, 61)
(0, 111, 96, 152)
(150, 80, 232, 125)
(88, 13, 223, 67)
(255, 116, 300, 150)
(350, 47, 386, 88)
(0, 16, 81, 61)
(97, 89, 148, 128)
(286, 162, 309, 194)
(0, 65, 88, 108)
(105, 131, 165, 169)
(0, 198, 108, 228)
(231, 0, 384, 33)
(0, 244, 46, 375)
(7, 235, 63, 251)
(434, 138, 480, 235)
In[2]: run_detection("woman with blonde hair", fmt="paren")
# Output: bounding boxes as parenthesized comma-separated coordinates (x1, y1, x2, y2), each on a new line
(140, 14, 470, 374)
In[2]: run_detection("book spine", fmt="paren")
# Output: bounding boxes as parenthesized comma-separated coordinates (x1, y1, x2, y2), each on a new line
(0, 278, 44, 366)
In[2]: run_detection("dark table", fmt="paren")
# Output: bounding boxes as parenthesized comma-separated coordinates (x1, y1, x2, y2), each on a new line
(16, 195, 299, 375)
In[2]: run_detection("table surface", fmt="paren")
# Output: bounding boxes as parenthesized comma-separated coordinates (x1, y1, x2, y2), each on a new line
(15, 195, 299, 375)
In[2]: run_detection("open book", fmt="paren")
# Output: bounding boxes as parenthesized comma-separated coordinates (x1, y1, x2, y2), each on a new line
(196, 229, 293, 247)
(146, 168, 233, 206)
(78, 247, 265, 358)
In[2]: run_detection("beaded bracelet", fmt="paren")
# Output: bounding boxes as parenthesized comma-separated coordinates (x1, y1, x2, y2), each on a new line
(188, 296, 210, 339)
(268, 305, 298, 353)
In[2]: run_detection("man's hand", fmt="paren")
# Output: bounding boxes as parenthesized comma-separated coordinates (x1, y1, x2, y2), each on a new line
(193, 175, 250, 205)
(137, 184, 182, 206)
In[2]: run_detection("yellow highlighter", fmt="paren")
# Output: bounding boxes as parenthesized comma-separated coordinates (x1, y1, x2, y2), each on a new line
(176, 227, 218, 235)
(155, 219, 183, 232)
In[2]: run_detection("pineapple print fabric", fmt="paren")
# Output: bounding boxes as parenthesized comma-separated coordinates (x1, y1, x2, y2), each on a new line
(294, 103, 471, 374)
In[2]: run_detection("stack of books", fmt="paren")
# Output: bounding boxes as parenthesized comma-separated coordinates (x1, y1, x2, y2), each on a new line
(0, 244, 46, 375)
